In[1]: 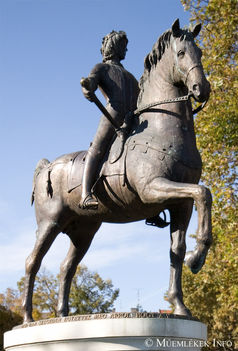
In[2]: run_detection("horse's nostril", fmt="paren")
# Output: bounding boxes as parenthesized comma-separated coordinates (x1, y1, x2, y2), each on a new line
(193, 84, 198, 91)
(193, 84, 201, 96)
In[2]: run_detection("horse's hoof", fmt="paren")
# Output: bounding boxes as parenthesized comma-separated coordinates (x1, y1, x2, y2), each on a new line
(174, 306, 192, 317)
(184, 251, 206, 274)
(23, 316, 34, 324)
(57, 310, 69, 318)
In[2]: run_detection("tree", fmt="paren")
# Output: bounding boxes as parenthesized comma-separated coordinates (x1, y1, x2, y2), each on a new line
(0, 288, 22, 317)
(69, 265, 119, 314)
(0, 304, 22, 351)
(180, 0, 238, 349)
(9, 265, 119, 321)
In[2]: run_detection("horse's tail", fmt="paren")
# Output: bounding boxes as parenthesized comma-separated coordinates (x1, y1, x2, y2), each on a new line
(31, 158, 50, 205)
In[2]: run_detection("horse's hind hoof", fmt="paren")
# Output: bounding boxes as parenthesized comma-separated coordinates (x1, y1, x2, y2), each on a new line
(23, 315, 34, 324)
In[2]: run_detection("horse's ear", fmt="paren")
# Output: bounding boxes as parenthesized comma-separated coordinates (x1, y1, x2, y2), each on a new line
(172, 19, 180, 37)
(192, 23, 202, 38)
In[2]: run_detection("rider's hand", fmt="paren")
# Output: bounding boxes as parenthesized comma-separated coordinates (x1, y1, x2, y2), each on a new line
(116, 127, 127, 140)
(119, 120, 130, 136)
(80, 77, 97, 102)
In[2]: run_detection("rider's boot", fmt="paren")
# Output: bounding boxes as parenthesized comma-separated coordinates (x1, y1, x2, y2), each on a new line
(80, 150, 99, 210)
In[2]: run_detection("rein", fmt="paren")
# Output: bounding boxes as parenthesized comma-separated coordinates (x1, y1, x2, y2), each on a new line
(134, 92, 207, 116)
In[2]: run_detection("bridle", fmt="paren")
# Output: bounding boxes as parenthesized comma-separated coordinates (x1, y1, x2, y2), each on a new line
(184, 63, 203, 85)
(134, 92, 207, 116)
(134, 63, 208, 117)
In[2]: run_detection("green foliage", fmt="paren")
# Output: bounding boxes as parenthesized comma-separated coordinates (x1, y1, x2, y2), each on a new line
(0, 288, 22, 317)
(0, 287, 23, 350)
(69, 265, 119, 315)
(0, 304, 22, 351)
(180, 0, 238, 349)
(4, 265, 119, 321)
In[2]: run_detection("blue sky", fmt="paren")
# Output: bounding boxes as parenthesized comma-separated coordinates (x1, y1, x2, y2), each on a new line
(0, 0, 200, 312)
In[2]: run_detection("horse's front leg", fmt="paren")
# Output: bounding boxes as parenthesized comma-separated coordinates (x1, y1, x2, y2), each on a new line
(139, 177, 212, 273)
(168, 201, 193, 316)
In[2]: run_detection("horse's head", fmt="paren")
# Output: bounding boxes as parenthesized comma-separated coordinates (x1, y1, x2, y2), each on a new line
(170, 19, 210, 102)
(139, 20, 210, 106)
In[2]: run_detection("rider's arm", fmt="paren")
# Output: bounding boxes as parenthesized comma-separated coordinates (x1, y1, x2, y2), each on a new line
(81, 64, 104, 102)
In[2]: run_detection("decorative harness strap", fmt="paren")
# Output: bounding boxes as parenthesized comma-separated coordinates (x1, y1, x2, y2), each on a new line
(134, 92, 208, 117)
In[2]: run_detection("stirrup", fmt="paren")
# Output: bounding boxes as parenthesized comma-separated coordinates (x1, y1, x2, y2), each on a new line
(81, 194, 98, 210)
(145, 211, 170, 228)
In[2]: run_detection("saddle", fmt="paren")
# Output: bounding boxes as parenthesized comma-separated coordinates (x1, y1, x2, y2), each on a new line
(66, 137, 169, 228)
(67, 136, 127, 193)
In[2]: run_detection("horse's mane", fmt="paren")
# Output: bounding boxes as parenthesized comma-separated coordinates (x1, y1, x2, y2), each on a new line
(138, 27, 192, 104)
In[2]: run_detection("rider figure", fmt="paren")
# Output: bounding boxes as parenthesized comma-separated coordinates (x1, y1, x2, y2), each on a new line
(80, 30, 139, 210)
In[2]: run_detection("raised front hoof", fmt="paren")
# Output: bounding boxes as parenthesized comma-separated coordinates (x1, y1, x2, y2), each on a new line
(184, 250, 206, 274)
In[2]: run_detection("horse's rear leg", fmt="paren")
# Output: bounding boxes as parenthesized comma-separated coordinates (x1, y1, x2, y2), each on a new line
(57, 221, 101, 317)
(168, 201, 193, 316)
(22, 221, 60, 323)
(140, 177, 212, 273)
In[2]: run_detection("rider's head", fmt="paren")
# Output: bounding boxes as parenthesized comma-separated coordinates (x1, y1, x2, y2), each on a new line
(101, 30, 128, 62)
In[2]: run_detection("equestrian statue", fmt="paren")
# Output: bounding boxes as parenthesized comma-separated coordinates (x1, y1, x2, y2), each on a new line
(23, 19, 212, 323)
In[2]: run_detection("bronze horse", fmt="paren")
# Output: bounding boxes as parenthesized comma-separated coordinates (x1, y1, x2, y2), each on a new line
(23, 19, 212, 323)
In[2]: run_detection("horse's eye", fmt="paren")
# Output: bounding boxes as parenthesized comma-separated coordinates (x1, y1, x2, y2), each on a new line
(177, 50, 185, 58)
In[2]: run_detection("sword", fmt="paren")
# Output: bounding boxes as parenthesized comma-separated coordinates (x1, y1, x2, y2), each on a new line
(80, 78, 120, 131)
(80, 78, 126, 163)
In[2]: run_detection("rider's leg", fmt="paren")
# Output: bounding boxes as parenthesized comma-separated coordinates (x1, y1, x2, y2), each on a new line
(80, 146, 102, 209)
(80, 115, 115, 210)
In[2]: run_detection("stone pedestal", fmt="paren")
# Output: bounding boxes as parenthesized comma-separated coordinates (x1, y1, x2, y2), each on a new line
(4, 313, 207, 351)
